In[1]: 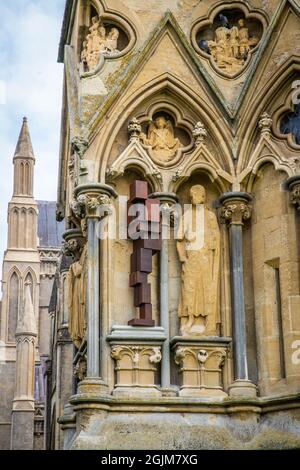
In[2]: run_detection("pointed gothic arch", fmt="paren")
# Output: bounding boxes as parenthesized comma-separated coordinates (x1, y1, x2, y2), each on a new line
(237, 58, 300, 175)
(7, 270, 20, 343)
(96, 74, 234, 182)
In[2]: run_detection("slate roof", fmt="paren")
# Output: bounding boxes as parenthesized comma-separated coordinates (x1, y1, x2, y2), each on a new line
(37, 201, 65, 248)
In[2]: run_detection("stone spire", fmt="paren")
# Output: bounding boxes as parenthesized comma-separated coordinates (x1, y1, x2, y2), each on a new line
(11, 281, 37, 450)
(7, 117, 38, 250)
(13, 117, 35, 197)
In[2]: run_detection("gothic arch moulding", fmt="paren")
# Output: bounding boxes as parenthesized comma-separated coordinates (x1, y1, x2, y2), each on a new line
(245, 159, 291, 193)
(191, 1, 268, 79)
(6, 269, 21, 343)
(97, 75, 234, 183)
(79, 0, 137, 77)
(273, 84, 300, 151)
(106, 138, 163, 193)
(23, 267, 38, 290)
(236, 59, 300, 175)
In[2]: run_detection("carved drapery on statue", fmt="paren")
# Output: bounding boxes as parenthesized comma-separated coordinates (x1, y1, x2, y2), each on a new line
(68, 245, 87, 348)
(81, 16, 120, 72)
(177, 185, 220, 336)
(140, 116, 182, 163)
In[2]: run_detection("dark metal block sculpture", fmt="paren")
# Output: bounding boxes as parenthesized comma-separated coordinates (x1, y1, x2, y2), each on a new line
(128, 181, 161, 326)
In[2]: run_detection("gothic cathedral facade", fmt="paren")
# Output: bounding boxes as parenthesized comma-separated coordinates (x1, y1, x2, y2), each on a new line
(3, 0, 300, 450)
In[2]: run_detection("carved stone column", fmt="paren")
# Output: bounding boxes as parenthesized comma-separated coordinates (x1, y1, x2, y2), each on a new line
(150, 192, 178, 396)
(73, 183, 117, 393)
(220, 192, 257, 397)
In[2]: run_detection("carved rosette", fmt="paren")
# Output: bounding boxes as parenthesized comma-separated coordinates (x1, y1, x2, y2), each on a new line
(174, 345, 227, 396)
(111, 345, 162, 390)
(220, 194, 253, 226)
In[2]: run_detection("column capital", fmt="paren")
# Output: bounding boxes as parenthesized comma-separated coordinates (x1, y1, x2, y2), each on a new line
(148, 192, 178, 204)
(149, 192, 179, 226)
(219, 192, 253, 226)
(73, 183, 118, 219)
(286, 175, 300, 211)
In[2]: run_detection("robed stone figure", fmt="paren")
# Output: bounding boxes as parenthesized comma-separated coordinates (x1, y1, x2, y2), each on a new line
(177, 185, 220, 336)
(68, 245, 87, 348)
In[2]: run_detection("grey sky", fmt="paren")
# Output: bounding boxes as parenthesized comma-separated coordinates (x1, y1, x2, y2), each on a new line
(0, 0, 65, 278)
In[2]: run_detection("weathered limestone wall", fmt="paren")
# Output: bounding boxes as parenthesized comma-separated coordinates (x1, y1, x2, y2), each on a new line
(251, 164, 300, 396)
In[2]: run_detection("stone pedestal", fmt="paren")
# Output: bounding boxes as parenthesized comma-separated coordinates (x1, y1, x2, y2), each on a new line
(107, 326, 166, 397)
(77, 377, 109, 395)
(171, 337, 231, 397)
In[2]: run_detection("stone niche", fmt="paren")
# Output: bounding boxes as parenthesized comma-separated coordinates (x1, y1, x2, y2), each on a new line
(172, 337, 231, 397)
(79, 3, 133, 75)
(192, 6, 265, 78)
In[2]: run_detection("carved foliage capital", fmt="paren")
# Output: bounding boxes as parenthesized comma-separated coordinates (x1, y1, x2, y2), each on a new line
(220, 200, 252, 225)
(175, 346, 226, 370)
(70, 192, 112, 221)
(111, 345, 162, 365)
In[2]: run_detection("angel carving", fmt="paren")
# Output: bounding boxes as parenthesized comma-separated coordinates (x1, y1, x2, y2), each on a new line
(140, 116, 182, 163)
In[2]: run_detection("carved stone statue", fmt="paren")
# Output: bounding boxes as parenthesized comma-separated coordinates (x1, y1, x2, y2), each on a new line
(205, 18, 259, 74)
(81, 16, 120, 72)
(177, 185, 220, 336)
(68, 244, 87, 348)
(140, 116, 182, 163)
(105, 28, 120, 53)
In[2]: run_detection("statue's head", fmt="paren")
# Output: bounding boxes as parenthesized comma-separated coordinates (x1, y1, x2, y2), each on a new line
(109, 28, 119, 39)
(92, 16, 98, 24)
(238, 19, 245, 27)
(190, 185, 206, 205)
(155, 116, 167, 129)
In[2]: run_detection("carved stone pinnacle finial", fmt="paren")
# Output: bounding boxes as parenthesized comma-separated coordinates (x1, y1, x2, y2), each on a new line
(128, 117, 142, 142)
(258, 112, 273, 136)
(193, 122, 207, 146)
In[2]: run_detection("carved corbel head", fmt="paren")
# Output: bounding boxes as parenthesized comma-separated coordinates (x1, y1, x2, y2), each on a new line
(63, 229, 86, 261)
